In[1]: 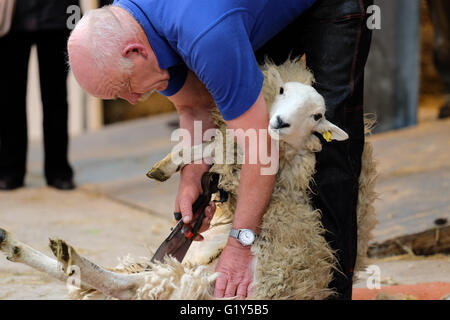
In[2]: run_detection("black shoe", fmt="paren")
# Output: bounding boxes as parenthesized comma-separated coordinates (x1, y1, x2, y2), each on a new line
(47, 178, 76, 190)
(0, 177, 24, 190)
(438, 102, 450, 119)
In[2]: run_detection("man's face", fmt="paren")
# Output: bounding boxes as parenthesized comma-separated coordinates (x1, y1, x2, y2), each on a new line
(112, 71, 147, 105)
(68, 5, 170, 105)
(69, 41, 169, 105)
(107, 56, 170, 105)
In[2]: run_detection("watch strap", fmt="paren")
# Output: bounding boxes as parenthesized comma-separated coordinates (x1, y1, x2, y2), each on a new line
(229, 228, 240, 240)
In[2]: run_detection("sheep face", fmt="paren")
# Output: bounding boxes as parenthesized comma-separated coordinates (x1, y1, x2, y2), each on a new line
(268, 82, 349, 148)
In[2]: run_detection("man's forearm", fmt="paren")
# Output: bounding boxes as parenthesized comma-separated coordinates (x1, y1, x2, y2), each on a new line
(170, 101, 216, 227)
(168, 70, 217, 146)
(177, 105, 216, 144)
(232, 162, 276, 234)
(225, 92, 277, 238)
(213, 91, 275, 298)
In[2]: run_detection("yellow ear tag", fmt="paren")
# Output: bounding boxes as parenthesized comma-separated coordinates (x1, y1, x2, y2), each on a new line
(322, 131, 332, 142)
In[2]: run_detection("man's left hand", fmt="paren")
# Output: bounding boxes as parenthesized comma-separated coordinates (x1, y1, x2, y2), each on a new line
(214, 239, 254, 299)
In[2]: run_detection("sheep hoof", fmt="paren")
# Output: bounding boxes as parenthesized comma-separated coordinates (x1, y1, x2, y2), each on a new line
(0, 228, 21, 262)
(146, 167, 170, 182)
(49, 238, 73, 271)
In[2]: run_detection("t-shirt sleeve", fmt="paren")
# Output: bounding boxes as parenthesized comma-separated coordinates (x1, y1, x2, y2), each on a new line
(187, 15, 264, 121)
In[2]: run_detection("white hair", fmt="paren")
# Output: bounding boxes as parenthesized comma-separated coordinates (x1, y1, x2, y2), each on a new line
(74, 5, 137, 74)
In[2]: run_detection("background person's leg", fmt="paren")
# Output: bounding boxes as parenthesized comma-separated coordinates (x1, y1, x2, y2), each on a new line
(256, 0, 373, 299)
(427, 0, 450, 119)
(36, 30, 74, 189)
(296, 0, 373, 299)
(0, 32, 32, 189)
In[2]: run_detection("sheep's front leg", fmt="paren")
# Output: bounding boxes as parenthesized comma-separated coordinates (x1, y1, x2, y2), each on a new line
(48, 239, 147, 300)
(0, 228, 68, 282)
(147, 141, 215, 181)
(0, 230, 143, 299)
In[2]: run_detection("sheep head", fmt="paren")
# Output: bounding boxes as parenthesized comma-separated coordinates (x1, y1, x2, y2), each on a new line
(267, 72, 348, 150)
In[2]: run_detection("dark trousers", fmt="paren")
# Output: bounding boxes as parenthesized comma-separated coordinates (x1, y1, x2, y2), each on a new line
(427, 0, 450, 95)
(255, 0, 373, 299)
(0, 30, 73, 183)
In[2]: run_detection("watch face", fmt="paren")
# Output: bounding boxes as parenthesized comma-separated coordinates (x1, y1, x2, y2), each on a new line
(239, 230, 255, 246)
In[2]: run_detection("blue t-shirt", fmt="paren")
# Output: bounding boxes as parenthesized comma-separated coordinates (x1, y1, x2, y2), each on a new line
(113, 0, 316, 120)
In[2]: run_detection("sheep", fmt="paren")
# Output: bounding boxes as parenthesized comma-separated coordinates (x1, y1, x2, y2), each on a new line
(0, 58, 378, 299)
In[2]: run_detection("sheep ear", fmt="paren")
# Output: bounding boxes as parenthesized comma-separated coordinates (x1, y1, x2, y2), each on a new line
(266, 65, 284, 89)
(315, 120, 349, 141)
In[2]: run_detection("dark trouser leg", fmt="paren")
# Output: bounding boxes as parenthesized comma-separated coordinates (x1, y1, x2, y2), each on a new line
(35, 30, 73, 182)
(256, 0, 373, 299)
(0, 32, 32, 182)
(427, 0, 450, 95)
(303, 0, 373, 300)
(427, 0, 450, 118)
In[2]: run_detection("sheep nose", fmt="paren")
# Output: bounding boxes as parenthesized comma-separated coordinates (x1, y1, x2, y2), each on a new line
(273, 116, 291, 129)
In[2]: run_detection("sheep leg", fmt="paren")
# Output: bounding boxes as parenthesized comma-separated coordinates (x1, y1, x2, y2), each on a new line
(0, 227, 69, 283)
(147, 141, 215, 181)
(0, 229, 144, 299)
(48, 238, 147, 300)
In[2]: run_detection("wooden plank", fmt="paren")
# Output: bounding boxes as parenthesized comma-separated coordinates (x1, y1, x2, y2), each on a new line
(368, 225, 450, 258)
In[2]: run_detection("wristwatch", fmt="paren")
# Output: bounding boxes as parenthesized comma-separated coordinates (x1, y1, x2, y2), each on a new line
(230, 228, 257, 246)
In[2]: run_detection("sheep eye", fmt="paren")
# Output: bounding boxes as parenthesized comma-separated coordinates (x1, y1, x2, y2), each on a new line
(313, 113, 323, 121)
(279, 87, 284, 95)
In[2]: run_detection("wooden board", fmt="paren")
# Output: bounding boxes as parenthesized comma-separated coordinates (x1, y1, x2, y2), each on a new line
(368, 225, 450, 258)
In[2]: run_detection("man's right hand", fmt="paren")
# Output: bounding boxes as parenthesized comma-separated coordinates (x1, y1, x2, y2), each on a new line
(175, 163, 215, 241)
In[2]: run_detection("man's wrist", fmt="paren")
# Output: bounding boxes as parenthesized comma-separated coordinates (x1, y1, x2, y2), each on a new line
(228, 227, 258, 248)
(231, 223, 260, 236)
(227, 236, 253, 250)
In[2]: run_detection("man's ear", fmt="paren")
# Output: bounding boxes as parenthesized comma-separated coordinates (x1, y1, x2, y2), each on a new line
(122, 43, 148, 58)
(315, 119, 349, 141)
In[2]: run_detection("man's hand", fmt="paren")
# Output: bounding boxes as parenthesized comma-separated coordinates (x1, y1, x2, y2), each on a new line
(214, 238, 254, 299)
(175, 163, 215, 241)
